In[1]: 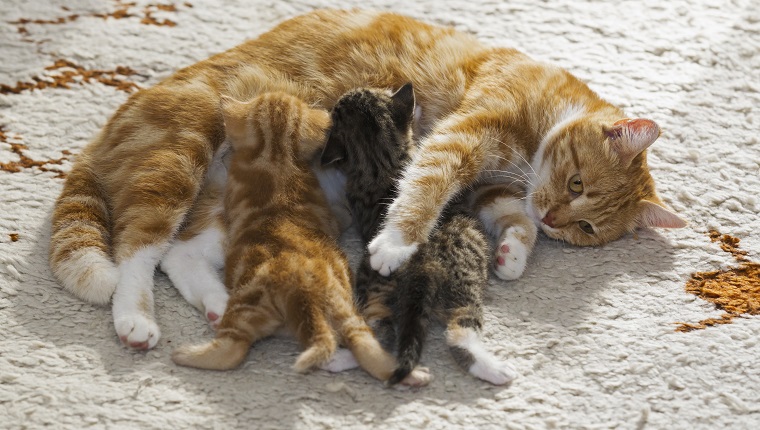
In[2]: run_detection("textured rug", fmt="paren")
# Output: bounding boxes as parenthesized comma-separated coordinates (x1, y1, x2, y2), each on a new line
(1, 0, 759, 429)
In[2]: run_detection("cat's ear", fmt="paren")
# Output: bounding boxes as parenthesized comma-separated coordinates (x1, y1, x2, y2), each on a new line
(320, 131, 346, 166)
(637, 200, 687, 229)
(604, 118, 660, 166)
(390, 82, 416, 128)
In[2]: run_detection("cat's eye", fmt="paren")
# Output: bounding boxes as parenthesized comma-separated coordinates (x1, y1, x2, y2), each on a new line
(568, 174, 583, 194)
(578, 220, 595, 235)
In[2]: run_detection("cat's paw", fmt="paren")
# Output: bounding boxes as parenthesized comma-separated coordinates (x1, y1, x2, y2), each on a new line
(202, 292, 229, 330)
(396, 366, 433, 388)
(493, 226, 529, 280)
(320, 348, 360, 373)
(469, 358, 518, 386)
(114, 313, 160, 350)
(368, 226, 419, 276)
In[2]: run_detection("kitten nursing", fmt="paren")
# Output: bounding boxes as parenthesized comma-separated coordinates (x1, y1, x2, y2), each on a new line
(49, 9, 686, 351)
(170, 92, 429, 386)
(323, 84, 517, 385)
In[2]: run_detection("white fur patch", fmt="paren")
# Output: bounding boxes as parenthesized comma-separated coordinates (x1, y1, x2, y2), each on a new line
(54, 248, 119, 305)
(493, 226, 530, 281)
(112, 246, 164, 350)
(160, 225, 229, 327)
(478, 196, 526, 238)
(450, 327, 517, 386)
(368, 225, 419, 276)
(320, 348, 359, 373)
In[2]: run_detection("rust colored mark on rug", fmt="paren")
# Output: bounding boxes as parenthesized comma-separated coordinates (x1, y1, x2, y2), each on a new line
(0, 59, 140, 94)
(11, 1, 188, 34)
(0, 126, 70, 178)
(676, 230, 759, 332)
(9, 234, 19, 242)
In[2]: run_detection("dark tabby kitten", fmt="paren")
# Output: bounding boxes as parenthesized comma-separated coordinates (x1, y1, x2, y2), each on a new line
(321, 84, 518, 385)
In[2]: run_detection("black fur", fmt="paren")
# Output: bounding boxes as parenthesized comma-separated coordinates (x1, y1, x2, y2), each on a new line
(323, 84, 491, 385)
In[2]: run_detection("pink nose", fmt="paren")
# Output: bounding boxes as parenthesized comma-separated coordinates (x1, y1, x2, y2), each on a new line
(542, 211, 555, 228)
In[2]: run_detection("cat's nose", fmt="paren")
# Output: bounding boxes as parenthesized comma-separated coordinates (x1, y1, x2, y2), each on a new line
(541, 211, 556, 228)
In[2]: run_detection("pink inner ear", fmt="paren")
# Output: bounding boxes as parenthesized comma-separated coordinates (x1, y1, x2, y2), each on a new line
(607, 118, 660, 165)
(638, 200, 687, 229)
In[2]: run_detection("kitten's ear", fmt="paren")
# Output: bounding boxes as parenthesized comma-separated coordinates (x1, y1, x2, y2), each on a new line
(390, 82, 416, 128)
(320, 131, 346, 166)
(604, 118, 660, 166)
(637, 200, 687, 229)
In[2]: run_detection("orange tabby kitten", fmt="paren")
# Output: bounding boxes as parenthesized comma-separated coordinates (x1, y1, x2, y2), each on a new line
(49, 9, 684, 350)
(171, 92, 429, 386)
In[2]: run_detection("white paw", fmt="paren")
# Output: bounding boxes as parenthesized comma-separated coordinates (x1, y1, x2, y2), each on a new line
(114, 313, 160, 350)
(469, 358, 518, 386)
(368, 226, 419, 276)
(202, 292, 229, 330)
(493, 226, 529, 280)
(320, 348, 360, 373)
(396, 366, 433, 388)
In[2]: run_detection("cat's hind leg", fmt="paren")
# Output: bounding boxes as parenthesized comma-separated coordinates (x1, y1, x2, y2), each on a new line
(160, 224, 229, 328)
(473, 184, 537, 280)
(445, 307, 517, 385)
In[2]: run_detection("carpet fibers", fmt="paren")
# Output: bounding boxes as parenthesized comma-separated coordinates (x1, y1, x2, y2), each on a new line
(1, 1, 759, 429)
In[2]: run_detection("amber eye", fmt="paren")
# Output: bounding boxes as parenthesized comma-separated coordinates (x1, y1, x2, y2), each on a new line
(578, 220, 595, 234)
(568, 174, 584, 194)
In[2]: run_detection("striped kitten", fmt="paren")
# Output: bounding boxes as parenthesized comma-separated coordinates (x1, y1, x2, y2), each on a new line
(322, 84, 516, 385)
(171, 93, 430, 386)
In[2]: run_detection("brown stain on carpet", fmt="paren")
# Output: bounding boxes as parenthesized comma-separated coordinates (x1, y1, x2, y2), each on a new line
(10, 1, 188, 34)
(0, 59, 140, 95)
(0, 126, 70, 178)
(9, 233, 19, 242)
(676, 230, 760, 332)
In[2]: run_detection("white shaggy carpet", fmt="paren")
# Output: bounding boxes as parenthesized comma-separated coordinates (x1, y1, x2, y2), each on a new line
(1, 0, 759, 428)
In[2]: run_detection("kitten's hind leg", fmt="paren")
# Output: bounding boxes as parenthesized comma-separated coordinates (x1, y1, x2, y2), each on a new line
(473, 184, 537, 280)
(445, 311, 517, 385)
(161, 225, 229, 328)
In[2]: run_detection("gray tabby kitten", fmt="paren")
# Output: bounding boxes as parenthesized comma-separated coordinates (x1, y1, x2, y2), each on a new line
(321, 84, 518, 385)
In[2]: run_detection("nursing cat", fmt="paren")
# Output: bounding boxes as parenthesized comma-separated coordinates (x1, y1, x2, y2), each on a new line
(49, 10, 685, 350)
(170, 92, 429, 386)
(322, 84, 517, 385)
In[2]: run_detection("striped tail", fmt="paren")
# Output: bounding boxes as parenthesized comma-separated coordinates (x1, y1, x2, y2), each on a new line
(387, 272, 434, 386)
(339, 314, 398, 382)
(171, 337, 250, 370)
(49, 149, 118, 305)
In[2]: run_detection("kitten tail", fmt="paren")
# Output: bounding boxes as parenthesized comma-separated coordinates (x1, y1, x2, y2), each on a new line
(293, 318, 338, 373)
(387, 272, 434, 386)
(171, 337, 250, 370)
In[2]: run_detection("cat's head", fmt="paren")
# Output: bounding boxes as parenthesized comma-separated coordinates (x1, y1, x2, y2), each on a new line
(526, 114, 686, 246)
(220, 93, 331, 164)
(320, 83, 416, 172)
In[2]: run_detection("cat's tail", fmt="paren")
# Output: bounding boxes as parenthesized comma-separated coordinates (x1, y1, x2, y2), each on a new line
(293, 308, 339, 373)
(171, 336, 250, 370)
(387, 271, 435, 386)
(49, 146, 118, 305)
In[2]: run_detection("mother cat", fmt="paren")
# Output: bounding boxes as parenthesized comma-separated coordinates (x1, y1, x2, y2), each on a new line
(50, 9, 685, 350)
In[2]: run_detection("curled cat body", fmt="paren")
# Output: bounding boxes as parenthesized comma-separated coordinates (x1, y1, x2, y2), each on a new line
(49, 9, 685, 350)
(170, 92, 430, 386)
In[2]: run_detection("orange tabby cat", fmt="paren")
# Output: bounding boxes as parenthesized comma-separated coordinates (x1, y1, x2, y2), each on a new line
(170, 92, 429, 386)
(49, 9, 684, 349)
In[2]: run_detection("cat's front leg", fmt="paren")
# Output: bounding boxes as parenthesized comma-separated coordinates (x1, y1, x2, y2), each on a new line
(369, 117, 490, 275)
(473, 184, 537, 280)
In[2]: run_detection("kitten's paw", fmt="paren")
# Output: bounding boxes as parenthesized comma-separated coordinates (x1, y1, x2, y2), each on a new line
(202, 292, 229, 330)
(493, 226, 529, 280)
(320, 348, 360, 373)
(114, 314, 160, 350)
(368, 226, 419, 276)
(469, 358, 518, 386)
(396, 366, 432, 388)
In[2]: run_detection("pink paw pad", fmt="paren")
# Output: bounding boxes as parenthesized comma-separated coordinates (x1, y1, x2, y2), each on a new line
(206, 312, 219, 322)
(129, 341, 149, 350)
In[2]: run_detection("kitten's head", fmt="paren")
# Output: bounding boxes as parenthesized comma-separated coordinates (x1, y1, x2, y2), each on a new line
(320, 83, 416, 172)
(527, 114, 686, 246)
(220, 93, 331, 164)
